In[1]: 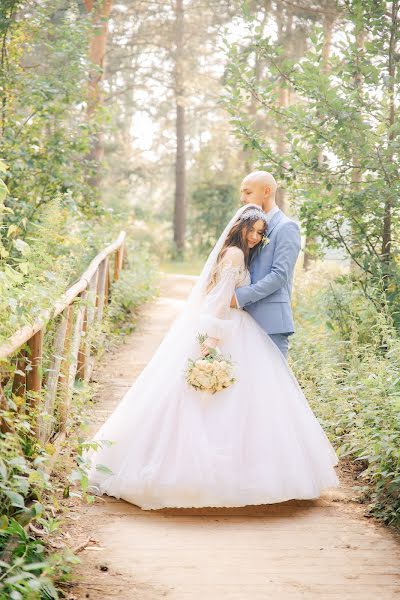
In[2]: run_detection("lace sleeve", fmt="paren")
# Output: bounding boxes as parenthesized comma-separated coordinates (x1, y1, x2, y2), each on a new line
(198, 248, 244, 342)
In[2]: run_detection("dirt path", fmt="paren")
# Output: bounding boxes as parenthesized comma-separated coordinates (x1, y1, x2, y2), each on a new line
(62, 274, 400, 600)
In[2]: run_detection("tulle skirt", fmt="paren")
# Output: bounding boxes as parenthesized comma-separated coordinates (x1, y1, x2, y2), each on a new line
(83, 309, 340, 509)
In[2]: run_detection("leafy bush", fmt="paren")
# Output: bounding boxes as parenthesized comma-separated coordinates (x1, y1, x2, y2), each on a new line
(106, 240, 159, 335)
(0, 237, 159, 597)
(0, 193, 122, 344)
(1, 0, 96, 226)
(0, 409, 79, 599)
(0, 513, 79, 599)
(291, 267, 400, 527)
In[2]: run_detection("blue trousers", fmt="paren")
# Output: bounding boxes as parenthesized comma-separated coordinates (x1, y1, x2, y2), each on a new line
(268, 333, 290, 360)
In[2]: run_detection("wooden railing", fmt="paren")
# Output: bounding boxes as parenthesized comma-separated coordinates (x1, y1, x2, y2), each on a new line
(0, 231, 127, 444)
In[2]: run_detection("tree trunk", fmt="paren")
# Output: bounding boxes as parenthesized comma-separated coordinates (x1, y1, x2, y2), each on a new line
(303, 11, 336, 270)
(275, 6, 291, 213)
(275, 85, 289, 213)
(381, 0, 399, 267)
(243, 7, 268, 174)
(173, 0, 186, 259)
(84, 0, 113, 190)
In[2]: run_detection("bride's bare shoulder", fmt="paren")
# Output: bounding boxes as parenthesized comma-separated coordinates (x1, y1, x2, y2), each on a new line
(220, 246, 245, 267)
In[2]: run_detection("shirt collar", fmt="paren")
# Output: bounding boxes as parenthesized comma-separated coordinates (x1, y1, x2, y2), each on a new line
(264, 205, 280, 224)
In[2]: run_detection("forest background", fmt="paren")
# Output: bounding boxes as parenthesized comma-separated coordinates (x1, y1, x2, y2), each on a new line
(0, 0, 399, 596)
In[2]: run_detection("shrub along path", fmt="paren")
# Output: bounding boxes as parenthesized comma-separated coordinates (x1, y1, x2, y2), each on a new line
(63, 274, 400, 600)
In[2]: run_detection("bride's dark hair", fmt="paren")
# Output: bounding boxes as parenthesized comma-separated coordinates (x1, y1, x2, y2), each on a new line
(206, 211, 267, 292)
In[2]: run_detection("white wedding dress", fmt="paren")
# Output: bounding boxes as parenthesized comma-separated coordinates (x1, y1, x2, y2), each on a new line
(84, 221, 340, 509)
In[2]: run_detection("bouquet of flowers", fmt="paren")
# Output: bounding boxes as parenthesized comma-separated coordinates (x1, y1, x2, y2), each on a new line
(185, 333, 236, 394)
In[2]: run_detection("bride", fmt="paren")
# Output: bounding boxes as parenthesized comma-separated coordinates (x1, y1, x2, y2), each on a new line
(83, 203, 340, 510)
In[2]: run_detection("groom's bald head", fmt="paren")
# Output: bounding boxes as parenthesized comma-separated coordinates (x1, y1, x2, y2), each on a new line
(240, 170, 277, 212)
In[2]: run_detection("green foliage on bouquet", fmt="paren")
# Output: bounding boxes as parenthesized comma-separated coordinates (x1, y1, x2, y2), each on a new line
(186, 333, 236, 394)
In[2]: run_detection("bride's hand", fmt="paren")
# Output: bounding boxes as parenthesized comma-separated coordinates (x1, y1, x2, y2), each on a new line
(200, 336, 218, 357)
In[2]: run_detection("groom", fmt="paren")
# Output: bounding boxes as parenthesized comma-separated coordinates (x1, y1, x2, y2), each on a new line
(231, 171, 301, 360)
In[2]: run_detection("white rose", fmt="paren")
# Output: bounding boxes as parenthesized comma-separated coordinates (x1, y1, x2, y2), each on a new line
(197, 374, 210, 388)
(208, 375, 217, 386)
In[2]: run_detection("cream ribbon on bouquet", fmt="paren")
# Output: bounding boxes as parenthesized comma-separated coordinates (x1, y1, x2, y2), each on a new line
(185, 333, 236, 394)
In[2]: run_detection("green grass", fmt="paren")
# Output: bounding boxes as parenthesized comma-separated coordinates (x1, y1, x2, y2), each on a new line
(160, 259, 204, 276)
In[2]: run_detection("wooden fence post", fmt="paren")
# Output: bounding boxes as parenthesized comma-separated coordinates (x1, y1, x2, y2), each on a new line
(67, 301, 85, 397)
(104, 260, 110, 304)
(59, 305, 73, 433)
(79, 272, 98, 382)
(0, 382, 14, 434)
(122, 241, 127, 266)
(26, 330, 44, 398)
(54, 300, 85, 437)
(113, 247, 121, 282)
(77, 291, 88, 380)
(38, 308, 70, 443)
(96, 257, 109, 323)
(12, 350, 27, 398)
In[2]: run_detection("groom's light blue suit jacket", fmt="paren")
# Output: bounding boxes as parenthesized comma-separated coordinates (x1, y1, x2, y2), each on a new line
(235, 209, 301, 335)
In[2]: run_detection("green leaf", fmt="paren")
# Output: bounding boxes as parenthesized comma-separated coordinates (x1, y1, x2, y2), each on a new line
(95, 464, 113, 475)
(5, 490, 25, 508)
(0, 178, 9, 203)
(7, 224, 18, 238)
(5, 572, 34, 585)
(0, 515, 9, 530)
(13, 238, 31, 256)
(22, 562, 49, 571)
(5, 518, 27, 540)
(0, 457, 7, 479)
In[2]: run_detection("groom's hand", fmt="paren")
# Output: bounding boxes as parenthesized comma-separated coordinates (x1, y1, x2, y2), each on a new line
(230, 295, 238, 308)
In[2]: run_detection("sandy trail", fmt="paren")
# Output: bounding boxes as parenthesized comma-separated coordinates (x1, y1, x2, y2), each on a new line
(63, 274, 400, 600)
